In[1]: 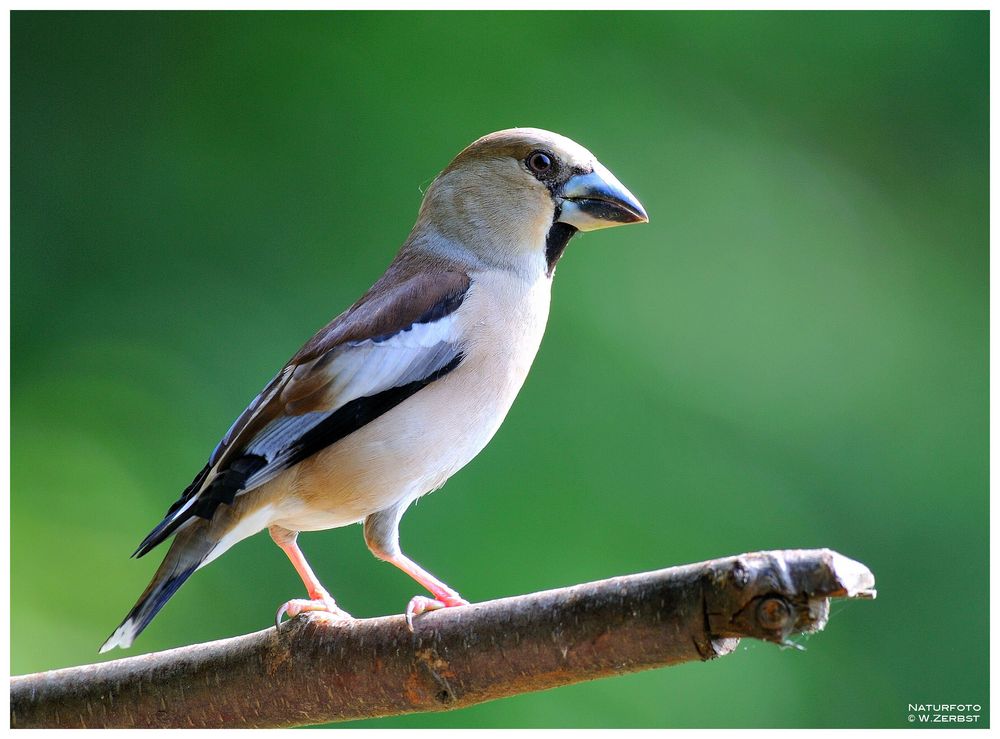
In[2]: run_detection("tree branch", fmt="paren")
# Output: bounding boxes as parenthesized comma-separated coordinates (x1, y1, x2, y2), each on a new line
(11, 548, 875, 728)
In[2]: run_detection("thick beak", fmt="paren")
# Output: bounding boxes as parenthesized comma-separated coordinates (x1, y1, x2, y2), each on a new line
(556, 161, 649, 232)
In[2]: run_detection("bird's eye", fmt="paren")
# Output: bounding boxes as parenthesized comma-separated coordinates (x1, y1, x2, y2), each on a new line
(526, 150, 554, 175)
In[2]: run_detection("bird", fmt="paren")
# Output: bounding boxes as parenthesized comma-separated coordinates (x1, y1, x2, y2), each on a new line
(100, 127, 648, 652)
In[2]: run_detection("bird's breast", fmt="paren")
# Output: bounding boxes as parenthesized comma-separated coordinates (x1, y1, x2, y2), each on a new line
(275, 270, 553, 529)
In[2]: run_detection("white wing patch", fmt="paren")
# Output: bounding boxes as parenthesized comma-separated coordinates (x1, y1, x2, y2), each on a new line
(334, 312, 458, 391)
(240, 313, 463, 491)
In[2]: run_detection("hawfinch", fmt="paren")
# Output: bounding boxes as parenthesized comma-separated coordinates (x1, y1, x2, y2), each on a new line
(101, 128, 648, 652)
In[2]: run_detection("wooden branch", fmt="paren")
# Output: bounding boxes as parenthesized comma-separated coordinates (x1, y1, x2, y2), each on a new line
(11, 548, 875, 729)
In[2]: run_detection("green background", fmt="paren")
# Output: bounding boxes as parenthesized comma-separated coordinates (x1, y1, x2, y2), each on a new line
(11, 11, 988, 728)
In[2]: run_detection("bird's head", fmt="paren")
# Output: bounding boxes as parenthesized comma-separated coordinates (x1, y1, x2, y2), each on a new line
(409, 128, 648, 276)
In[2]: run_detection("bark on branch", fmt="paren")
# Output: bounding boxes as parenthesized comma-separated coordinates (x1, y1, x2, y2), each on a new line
(11, 548, 875, 728)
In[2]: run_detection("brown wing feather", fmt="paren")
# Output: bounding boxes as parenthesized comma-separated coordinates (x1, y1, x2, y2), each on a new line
(134, 257, 471, 557)
(214, 259, 471, 464)
(291, 256, 471, 363)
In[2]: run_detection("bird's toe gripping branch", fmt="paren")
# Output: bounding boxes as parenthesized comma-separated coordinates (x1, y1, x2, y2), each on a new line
(275, 598, 353, 630)
(405, 594, 470, 631)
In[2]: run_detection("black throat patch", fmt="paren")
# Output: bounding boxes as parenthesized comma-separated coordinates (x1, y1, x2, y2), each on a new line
(545, 220, 579, 277)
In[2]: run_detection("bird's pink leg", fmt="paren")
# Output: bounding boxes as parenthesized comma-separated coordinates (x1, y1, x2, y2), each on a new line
(383, 552, 470, 629)
(270, 526, 351, 628)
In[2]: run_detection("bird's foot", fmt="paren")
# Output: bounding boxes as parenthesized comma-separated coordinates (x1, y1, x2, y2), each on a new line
(274, 597, 352, 630)
(405, 594, 469, 631)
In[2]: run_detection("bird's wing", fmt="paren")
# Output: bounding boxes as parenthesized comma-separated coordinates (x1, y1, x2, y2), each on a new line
(134, 266, 472, 557)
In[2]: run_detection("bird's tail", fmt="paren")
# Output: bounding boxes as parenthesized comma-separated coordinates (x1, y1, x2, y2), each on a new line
(100, 520, 216, 653)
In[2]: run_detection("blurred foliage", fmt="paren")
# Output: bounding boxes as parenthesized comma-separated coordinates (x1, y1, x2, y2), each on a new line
(11, 10, 987, 728)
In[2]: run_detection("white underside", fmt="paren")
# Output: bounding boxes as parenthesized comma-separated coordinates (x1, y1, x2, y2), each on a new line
(202, 504, 278, 567)
(271, 267, 553, 530)
(191, 264, 553, 561)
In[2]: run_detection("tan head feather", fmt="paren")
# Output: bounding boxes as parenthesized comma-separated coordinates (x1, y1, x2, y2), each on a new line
(405, 128, 601, 275)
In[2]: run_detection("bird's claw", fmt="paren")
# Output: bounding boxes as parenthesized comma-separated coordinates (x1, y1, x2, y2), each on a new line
(274, 597, 352, 631)
(404, 594, 470, 631)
